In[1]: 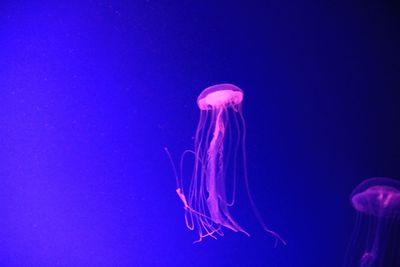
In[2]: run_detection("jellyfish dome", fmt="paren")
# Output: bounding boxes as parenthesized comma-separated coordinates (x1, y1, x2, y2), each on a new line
(197, 84, 243, 110)
(351, 177, 400, 218)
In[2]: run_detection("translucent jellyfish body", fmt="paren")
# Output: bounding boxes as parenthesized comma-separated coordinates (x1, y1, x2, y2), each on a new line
(346, 177, 400, 267)
(170, 84, 285, 244)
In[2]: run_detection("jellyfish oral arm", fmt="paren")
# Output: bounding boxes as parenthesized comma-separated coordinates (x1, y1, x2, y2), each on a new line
(204, 108, 249, 235)
(360, 218, 383, 267)
(206, 108, 225, 224)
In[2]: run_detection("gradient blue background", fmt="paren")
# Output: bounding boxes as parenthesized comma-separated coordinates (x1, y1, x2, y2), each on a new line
(1, 1, 399, 266)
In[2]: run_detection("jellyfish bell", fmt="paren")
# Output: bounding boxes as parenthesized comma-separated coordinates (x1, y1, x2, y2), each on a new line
(168, 83, 285, 245)
(345, 177, 400, 267)
(197, 84, 243, 110)
(351, 177, 400, 218)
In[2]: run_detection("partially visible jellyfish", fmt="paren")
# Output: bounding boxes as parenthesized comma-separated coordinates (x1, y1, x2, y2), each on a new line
(345, 177, 400, 267)
(167, 83, 285, 244)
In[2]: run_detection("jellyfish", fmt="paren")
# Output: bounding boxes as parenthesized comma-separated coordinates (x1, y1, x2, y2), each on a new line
(167, 83, 285, 244)
(345, 177, 400, 267)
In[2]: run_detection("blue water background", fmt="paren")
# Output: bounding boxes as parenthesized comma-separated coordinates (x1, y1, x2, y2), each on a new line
(1, 1, 399, 266)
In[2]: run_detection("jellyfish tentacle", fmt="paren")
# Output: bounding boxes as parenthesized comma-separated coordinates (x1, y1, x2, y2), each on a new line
(238, 111, 287, 246)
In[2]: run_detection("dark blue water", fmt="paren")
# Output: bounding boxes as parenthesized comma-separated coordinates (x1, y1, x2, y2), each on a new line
(1, 1, 399, 266)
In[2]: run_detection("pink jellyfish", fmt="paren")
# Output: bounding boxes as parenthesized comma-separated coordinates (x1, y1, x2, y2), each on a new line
(167, 84, 285, 244)
(346, 177, 400, 267)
